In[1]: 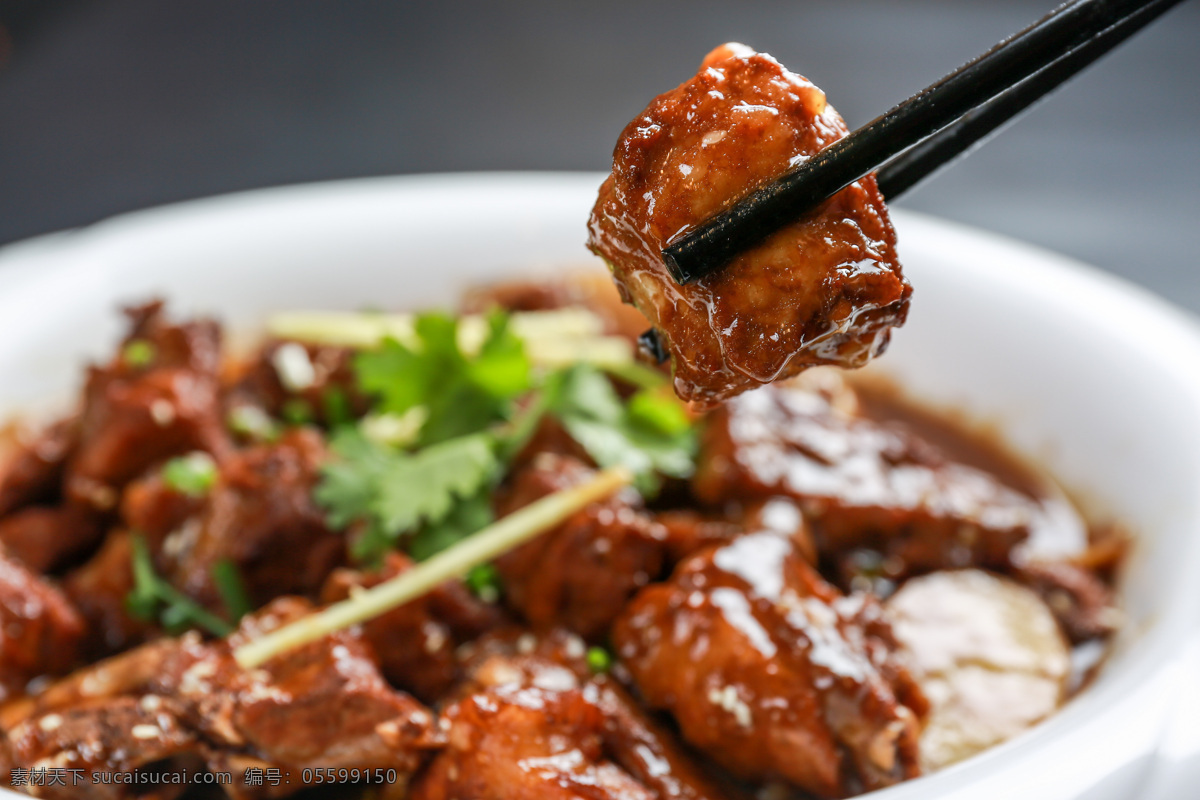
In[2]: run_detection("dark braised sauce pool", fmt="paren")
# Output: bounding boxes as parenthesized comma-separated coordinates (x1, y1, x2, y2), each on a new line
(0, 275, 1122, 800)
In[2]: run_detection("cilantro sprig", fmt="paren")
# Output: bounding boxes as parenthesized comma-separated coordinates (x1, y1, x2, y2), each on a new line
(355, 311, 531, 446)
(314, 308, 697, 564)
(542, 364, 696, 494)
(316, 429, 500, 562)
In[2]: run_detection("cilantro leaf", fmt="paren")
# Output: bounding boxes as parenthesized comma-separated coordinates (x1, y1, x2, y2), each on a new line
(317, 311, 697, 564)
(408, 489, 495, 561)
(545, 364, 698, 493)
(354, 311, 531, 446)
(316, 429, 501, 563)
(355, 337, 427, 413)
(315, 428, 393, 529)
(468, 312, 531, 398)
(373, 433, 498, 533)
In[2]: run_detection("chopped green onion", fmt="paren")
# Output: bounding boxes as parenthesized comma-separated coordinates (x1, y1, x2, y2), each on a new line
(125, 535, 161, 620)
(586, 646, 613, 674)
(282, 398, 315, 426)
(122, 339, 156, 368)
(125, 534, 234, 637)
(212, 559, 253, 623)
(228, 405, 281, 442)
(465, 563, 501, 604)
(323, 387, 353, 429)
(162, 452, 218, 497)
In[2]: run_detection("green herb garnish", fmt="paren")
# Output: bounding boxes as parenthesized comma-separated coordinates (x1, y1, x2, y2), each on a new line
(212, 559, 253, 623)
(161, 452, 218, 497)
(122, 339, 156, 368)
(314, 310, 696, 564)
(408, 489, 495, 563)
(281, 398, 315, 426)
(543, 364, 697, 493)
(355, 311, 531, 446)
(322, 387, 354, 429)
(228, 405, 282, 443)
(126, 534, 235, 636)
(586, 646, 613, 673)
(464, 562, 502, 603)
(316, 429, 500, 563)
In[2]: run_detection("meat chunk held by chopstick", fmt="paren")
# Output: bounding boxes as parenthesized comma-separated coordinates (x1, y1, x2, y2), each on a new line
(589, 44, 910, 407)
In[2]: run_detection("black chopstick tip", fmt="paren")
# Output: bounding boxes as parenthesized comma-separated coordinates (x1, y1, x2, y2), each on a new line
(638, 328, 670, 364)
(663, 238, 717, 285)
(661, 247, 694, 284)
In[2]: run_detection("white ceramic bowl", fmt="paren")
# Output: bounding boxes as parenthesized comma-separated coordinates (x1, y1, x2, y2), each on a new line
(1, 173, 1199, 800)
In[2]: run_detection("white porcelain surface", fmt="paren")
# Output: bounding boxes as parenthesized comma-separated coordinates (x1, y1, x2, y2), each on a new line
(1, 173, 1199, 799)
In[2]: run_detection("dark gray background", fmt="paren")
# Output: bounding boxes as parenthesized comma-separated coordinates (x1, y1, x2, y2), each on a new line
(1, 1, 1197, 307)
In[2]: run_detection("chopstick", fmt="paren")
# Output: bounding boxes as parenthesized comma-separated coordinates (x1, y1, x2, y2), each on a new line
(877, 0, 1186, 199)
(660, 0, 1181, 285)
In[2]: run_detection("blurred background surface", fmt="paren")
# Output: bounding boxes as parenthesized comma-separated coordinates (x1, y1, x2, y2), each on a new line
(0, 0, 1196, 307)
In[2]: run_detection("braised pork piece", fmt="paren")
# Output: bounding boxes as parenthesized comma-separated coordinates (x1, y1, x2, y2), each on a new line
(0, 279, 1120, 799)
(588, 44, 910, 407)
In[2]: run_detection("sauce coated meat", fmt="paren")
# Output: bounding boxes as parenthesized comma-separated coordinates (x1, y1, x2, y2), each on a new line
(693, 376, 1050, 585)
(66, 303, 231, 512)
(589, 44, 910, 406)
(2, 602, 441, 800)
(614, 531, 926, 798)
(414, 632, 728, 800)
(495, 454, 668, 642)
(0, 549, 85, 701)
(0, 285, 1122, 800)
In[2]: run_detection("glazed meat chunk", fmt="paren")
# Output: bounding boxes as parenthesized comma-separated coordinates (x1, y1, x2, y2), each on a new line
(414, 684, 657, 800)
(227, 339, 369, 430)
(320, 553, 506, 703)
(164, 428, 343, 610)
(694, 381, 1045, 582)
(65, 303, 231, 511)
(3, 601, 440, 799)
(2, 637, 188, 727)
(63, 532, 155, 657)
(614, 531, 926, 798)
(0, 638, 211, 799)
(4, 696, 200, 800)
(119, 469, 207, 552)
(495, 454, 667, 641)
(1014, 560, 1121, 642)
(0, 549, 85, 699)
(589, 44, 909, 406)
(0, 505, 101, 573)
(172, 598, 441, 800)
(0, 418, 76, 517)
(413, 639, 729, 800)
